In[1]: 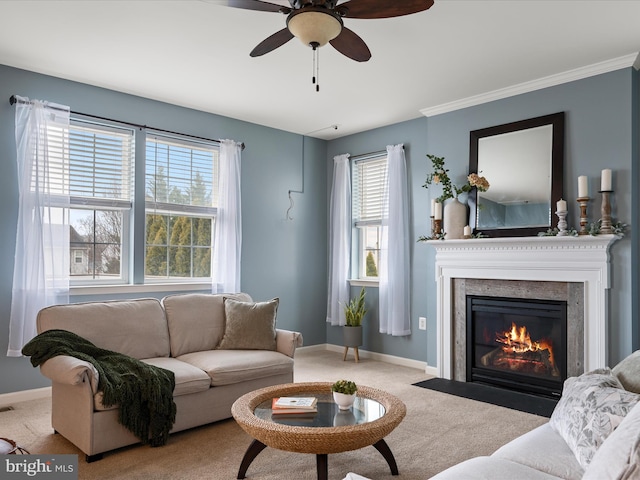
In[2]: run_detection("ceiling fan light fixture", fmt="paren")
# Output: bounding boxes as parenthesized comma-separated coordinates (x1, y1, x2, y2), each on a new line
(287, 9, 342, 48)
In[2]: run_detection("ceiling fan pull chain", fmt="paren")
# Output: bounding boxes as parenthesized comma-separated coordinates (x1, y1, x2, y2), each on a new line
(316, 47, 320, 92)
(310, 41, 320, 92)
(312, 45, 316, 86)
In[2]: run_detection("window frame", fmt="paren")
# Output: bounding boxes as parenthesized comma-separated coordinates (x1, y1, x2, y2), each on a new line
(350, 152, 388, 284)
(144, 132, 219, 283)
(67, 119, 135, 286)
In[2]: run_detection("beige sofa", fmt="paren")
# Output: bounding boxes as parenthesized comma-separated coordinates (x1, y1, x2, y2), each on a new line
(33, 293, 303, 462)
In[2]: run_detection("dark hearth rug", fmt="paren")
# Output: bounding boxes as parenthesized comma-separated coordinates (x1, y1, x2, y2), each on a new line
(413, 378, 558, 418)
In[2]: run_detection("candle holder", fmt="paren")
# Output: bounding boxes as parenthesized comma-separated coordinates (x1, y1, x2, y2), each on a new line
(430, 215, 435, 237)
(600, 190, 613, 234)
(577, 196, 590, 235)
(556, 210, 568, 236)
(433, 219, 442, 237)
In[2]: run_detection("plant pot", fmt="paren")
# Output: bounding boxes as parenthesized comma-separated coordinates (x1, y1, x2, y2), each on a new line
(343, 325, 363, 347)
(444, 197, 468, 239)
(333, 391, 356, 410)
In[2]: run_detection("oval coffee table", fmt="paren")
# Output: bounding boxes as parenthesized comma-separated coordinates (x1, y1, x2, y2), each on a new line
(231, 382, 406, 480)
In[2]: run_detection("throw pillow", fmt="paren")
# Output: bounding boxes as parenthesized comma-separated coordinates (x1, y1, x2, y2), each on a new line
(612, 349, 640, 394)
(217, 297, 279, 351)
(549, 368, 640, 468)
(583, 401, 640, 480)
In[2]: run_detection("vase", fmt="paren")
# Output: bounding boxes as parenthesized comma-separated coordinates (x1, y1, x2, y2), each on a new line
(333, 391, 356, 410)
(444, 198, 468, 239)
(343, 325, 363, 347)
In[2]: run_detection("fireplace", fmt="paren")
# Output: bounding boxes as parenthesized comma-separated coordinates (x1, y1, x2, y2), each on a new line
(466, 295, 567, 398)
(428, 235, 618, 382)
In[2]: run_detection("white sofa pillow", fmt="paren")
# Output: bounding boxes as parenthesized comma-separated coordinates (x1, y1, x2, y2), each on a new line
(583, 400, 640, 480)
(549, 368, 640, 468)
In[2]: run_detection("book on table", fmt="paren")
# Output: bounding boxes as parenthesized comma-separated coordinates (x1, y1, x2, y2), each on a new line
(271, 397, 317, 415)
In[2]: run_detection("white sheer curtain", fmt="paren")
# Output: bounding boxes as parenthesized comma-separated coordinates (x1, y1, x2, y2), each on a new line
(326, 154, 351, 326)
(379, 144, 411, 336)
(8, 96, 71, 356)
(212, 139, 242, 293)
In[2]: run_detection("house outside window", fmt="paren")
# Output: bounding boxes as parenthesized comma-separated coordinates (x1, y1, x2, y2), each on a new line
(351, 153, 387, 280)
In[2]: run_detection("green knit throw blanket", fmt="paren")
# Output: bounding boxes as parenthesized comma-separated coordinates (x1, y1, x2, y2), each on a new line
(22, 329, 176, 447)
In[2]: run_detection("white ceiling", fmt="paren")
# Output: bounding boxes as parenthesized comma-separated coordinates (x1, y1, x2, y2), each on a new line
(0, 1, 639, 140)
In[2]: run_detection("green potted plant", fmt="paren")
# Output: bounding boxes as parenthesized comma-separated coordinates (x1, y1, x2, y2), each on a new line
(331, 379, 357, 410)
(342, 287, 367, 359)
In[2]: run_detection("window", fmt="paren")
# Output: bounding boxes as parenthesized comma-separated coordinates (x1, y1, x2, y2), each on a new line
(145, 134, 219, 281)
(67, 120, 134, 284)
(352, 154, 387, 280)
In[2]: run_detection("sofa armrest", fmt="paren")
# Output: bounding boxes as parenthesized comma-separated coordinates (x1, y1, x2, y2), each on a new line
(39, 355, 99, 394)
(275, 329, 303, 358)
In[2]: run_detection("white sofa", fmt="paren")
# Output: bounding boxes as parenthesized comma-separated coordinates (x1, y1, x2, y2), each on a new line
(430, 352, 640, 480)
(29, 293, 303, 462)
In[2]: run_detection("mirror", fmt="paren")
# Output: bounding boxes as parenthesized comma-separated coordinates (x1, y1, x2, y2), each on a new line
(469, 112, 564, 237)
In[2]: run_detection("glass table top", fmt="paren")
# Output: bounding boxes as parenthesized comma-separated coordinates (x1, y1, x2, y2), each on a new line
(254, 392, 386, 428)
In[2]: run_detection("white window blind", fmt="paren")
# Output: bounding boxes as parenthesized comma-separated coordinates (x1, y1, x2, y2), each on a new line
(68, 121, 134, 207)
(145, 133, 219, 213)
(353, 155, 387, 225)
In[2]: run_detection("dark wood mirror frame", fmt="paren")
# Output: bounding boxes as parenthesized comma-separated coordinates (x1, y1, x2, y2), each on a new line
(469, 112, 565, 237)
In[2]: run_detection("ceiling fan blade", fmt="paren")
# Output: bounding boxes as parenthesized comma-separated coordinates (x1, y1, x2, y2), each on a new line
(207, 0, 286, 13)
(339, 0, 434, 19)
(329, 27, 371, 62)
(250, 28, 295, 57)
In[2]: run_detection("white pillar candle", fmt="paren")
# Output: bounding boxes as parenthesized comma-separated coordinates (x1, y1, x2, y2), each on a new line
(578, 176, 588, 198)
(601, 169, 612, 191)
(556, 199, 567, 212)
(463, 225, 471, 236)
(431, 199, 436, 217)
(434, 201, 442, 220)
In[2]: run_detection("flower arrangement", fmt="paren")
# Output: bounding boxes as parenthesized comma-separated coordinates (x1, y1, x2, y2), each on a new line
(331, 379, 357, 395)
(423, 154, 490, 203)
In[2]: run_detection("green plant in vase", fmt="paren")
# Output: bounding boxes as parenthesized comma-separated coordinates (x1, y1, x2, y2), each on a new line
(331, 379, 357, 395)
(343, 287, 367, 327)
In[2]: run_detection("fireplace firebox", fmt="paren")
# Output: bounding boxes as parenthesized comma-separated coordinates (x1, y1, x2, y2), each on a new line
(466, 295, 567, 398)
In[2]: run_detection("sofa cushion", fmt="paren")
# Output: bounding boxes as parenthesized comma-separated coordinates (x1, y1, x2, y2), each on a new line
(429, 456, 562, 480)
(177, 349, 293, 386)
(493, 423, 584, 480)
(162, 292, 252, 357)
(37, 298, 170, 359)
(549, 368, 640, 468)
(612, 349, 640, 394)
(217, 297, 278, 351)
(93, 357, 211, 410)
(142, 357, 211, 397)
(583, 401, 640, 480)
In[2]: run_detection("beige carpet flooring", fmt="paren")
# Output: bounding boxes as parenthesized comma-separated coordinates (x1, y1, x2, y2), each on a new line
(0, 348, 548, 479)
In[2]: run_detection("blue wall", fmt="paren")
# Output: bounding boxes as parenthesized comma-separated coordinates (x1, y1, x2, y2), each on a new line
(328, 68, 638, 368)
(0, 65, 328, 394)
(1, 63, 638, 394)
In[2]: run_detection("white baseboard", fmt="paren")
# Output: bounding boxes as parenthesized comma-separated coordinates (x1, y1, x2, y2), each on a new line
(298, 343, 438, 377)
(0, 387, 51, 408)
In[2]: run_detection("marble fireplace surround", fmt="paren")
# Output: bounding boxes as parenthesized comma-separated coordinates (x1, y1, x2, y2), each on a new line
(428, 235, 619, 380)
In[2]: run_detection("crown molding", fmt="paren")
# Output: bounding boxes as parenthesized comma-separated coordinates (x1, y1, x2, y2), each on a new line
(420, 53, 639, 118)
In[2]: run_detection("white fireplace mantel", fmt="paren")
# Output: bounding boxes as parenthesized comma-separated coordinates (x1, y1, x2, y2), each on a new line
(428, 235, 619, 379)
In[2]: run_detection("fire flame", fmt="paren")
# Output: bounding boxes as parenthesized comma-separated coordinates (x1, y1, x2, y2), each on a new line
(496, 322, 555, 368)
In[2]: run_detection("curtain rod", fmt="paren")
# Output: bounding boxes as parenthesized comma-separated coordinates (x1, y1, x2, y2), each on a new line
(9, 95, 245, 151)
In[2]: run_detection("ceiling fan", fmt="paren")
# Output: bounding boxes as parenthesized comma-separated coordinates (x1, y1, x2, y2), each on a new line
(216, 0, 435, 62)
